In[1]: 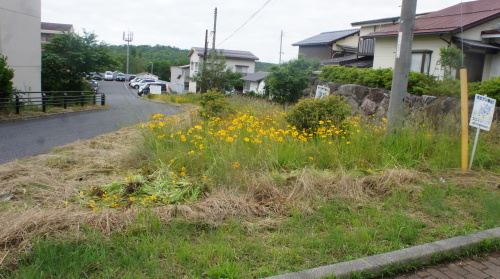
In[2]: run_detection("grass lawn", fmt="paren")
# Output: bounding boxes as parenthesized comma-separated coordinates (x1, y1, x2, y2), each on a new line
(0, 94, 498, 278)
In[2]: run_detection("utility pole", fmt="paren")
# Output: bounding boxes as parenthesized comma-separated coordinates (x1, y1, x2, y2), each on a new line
(212, 8, 217, 50)
(279, 30, 284, 64)
(201, 29, 209, 93)
(123, 31, 133, 74)
(386, 0, 417, 132)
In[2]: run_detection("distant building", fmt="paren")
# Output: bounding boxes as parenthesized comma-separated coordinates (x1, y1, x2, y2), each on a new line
(187, 47, 259, 92)
(240, 71, 270, 95)
(41, 22, 74, 44)
(0, 0, 41, 91)
(170, 65, 190, 93)
(292, 29, 360, 61)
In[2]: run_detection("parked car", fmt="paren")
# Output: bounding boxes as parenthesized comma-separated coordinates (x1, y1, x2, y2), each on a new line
(138, 82, 170, 96)
(128, 77, 147, 87)
(131, 78, 156, 89)
(104, 71, 114, 81)
(115, 73, 126, 81)
(128, 75, 136, 82)
(91, 72, 102, 80)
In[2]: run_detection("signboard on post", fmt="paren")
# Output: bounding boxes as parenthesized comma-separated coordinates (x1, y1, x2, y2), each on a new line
(468, 94, 496, 169)
(469, 94, 496, 131)
(315, 85, 330, 99)
(150, 85, 162, 95)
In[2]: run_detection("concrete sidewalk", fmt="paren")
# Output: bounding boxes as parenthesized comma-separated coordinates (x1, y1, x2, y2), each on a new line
(264, 227, 500, 279)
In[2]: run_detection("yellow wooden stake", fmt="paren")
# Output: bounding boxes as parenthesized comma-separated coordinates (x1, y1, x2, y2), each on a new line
(460, 67, 469, 171)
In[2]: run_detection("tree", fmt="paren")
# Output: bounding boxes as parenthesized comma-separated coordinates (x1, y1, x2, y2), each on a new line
(42, 31, 116, 91)
(0, 54, 15, 104)
(190, 49, 243, 93)
(265, 55, 319, 103)
(439, 45, 464, 79)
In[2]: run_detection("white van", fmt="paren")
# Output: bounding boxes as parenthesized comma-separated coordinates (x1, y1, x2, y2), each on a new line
(104, 71, 114, 81)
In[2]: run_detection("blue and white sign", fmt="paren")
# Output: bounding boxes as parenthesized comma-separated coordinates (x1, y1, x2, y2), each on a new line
(315, 85, 330, 99)
(469, 94, 496, 131)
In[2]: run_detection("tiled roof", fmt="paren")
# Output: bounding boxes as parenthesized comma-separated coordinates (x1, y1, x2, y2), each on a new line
(41, 22, 73, 32)
(240, 71, 270, 82)
(189, 47, 259, 61)
(364, 0, 500, 37)
(292, 29, 359, 46)
(350, 13, 431, 26)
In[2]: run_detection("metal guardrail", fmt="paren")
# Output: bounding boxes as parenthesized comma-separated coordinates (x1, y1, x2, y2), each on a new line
(0, 91, 106, 114)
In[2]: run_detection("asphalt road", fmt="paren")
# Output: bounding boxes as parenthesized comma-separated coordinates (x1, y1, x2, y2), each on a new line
(0, 80, 183, 164)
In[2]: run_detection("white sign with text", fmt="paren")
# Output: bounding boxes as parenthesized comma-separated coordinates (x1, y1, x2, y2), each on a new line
(469, 94, 496, 131)
(315, 85, 330, 99)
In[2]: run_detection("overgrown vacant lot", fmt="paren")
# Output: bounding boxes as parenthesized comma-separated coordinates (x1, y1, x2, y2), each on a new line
(0, 95, 498, 278)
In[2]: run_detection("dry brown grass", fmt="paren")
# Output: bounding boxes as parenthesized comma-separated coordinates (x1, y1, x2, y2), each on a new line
(2, 105, 492, 257)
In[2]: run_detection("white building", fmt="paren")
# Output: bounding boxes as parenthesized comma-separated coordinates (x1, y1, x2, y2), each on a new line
(170, 65, 190, 93)
(0, 0, 41, 91)
(240, 71, 270, 95)
(187, 47, 259, 92)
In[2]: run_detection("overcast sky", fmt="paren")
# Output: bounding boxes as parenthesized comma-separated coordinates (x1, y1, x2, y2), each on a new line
(42, 0, 463, 64)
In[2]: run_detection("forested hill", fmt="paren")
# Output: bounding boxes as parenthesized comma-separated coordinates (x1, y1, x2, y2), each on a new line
(107, 45, 190, 81)
(108, 45, 190, 62)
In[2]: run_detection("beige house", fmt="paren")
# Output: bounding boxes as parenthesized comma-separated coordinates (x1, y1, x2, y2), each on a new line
(364, 0, 500, 82)
(0, 0, 41, 91)
(41, 22, 74, 44)
(187, 47, 259, 92)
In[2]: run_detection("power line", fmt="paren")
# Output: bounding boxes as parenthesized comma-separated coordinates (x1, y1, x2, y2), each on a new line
(217, 0, 273, 47)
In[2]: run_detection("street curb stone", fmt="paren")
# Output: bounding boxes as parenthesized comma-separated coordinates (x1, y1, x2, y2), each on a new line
(263, 227, 500, 279)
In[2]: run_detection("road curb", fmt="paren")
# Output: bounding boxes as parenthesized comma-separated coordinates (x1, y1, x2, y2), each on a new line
(263, 227, 500, 279)
(0, 107, 108, 123)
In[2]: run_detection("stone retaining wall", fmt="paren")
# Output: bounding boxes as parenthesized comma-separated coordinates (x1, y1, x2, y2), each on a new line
(304, 77, 499, 124)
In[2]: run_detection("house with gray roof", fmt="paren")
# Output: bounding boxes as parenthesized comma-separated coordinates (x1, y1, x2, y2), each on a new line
(292, 29, 360, 61)
(41, 22, 74, 44)
(240, 71, 270, 95)
(187, 47, 259, 92)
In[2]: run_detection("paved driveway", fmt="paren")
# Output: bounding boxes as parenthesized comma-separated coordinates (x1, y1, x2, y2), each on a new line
(0, 80, 182, 164)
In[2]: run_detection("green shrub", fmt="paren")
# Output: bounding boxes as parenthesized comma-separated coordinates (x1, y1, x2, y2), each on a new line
(319, 66, 438, 96)
(199, 90, 234, 118)
(0, 54, 15, 103)
(470, 76, 500, 101)
(285, 96, 351, 131)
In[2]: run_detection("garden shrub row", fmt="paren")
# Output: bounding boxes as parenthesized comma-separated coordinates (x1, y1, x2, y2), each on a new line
(318, 66, 499, 101)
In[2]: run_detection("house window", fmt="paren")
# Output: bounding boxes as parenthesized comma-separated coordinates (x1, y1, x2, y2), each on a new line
(191, 62, 199, 72)
(244, 81, 251, 91)
(235, 65, 249, 75)
(410, 50, 432, 74)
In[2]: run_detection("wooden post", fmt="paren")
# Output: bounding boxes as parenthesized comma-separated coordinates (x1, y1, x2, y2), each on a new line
(460, 67, 469, 171)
